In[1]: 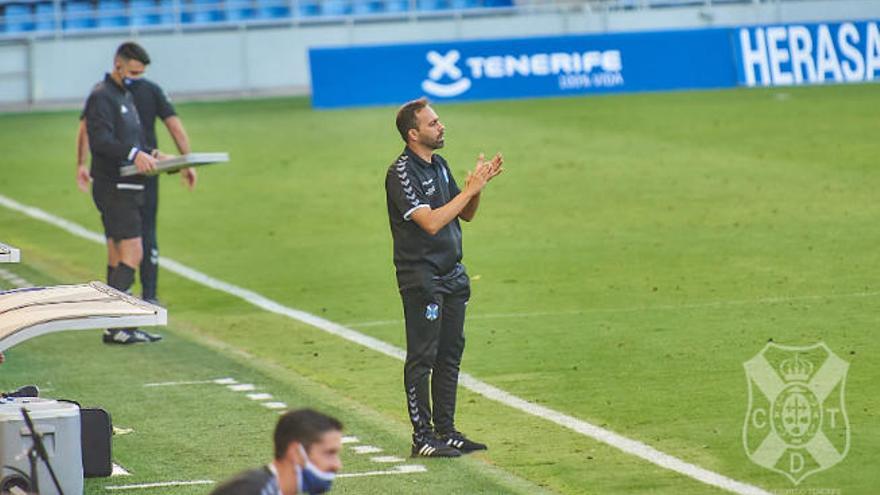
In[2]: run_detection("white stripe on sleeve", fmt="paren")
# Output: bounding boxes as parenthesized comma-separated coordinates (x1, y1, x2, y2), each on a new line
(403, 204, 429, 221)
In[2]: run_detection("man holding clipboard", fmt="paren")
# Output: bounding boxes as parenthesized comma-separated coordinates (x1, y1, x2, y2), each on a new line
(79, 42, 190, 344)
(77, 42, 196, 313)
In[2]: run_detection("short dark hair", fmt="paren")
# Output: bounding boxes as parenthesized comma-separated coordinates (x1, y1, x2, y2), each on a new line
(115, 42, 151, 65)
(274, 409, 343, 460)
(395, 97, 430, 143)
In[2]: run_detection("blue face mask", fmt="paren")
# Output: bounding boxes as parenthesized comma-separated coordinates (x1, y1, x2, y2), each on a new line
(115, 66, 140, 88)
(296, 445, 335, 494)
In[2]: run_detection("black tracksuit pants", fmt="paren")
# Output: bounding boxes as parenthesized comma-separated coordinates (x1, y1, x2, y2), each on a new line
(401, 263, 470, 438)
(139, 177, 159, 300)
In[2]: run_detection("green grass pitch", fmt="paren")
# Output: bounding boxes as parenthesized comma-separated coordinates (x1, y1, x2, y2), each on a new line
(0, 84, 878, 494)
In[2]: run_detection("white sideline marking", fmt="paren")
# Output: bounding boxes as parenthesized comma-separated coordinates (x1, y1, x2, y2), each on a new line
(392, 464, 428, 474)
(246, 392, 273, 401)
(262, 401, 287, 410)
(0, 268, 33, 288)
(0, 193, 773, 495)
(143, 379, 216, 387)
(214, 377, 238, 385)
(105, 480, 214, 490)
(113, 426, 134, 436)
(341, 436, 360, 444)
(352, 445, 383, 455)
(111, 463, 131, 477)
(371, 455, 405, 463)
(228, 383, 256, 392)
(337, 464, 427, 478)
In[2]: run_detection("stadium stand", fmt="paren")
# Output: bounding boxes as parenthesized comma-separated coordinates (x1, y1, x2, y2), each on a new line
(3, 3, 34, 32)
(62, 0, 97, 30)
(0, 0, 824, 37)
(225, 0, 256, 20)
(0, 0, 519, 35)
(97, 0, 129, 28)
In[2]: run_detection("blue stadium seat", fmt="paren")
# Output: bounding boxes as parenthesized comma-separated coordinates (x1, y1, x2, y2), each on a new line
(97, 0, 130, 28)
(3, 4, 36, 33)
(294, 0, 318, 18)
(182, 0, 224, 24)
(450, 0, 479, 9)
(484, 0, 511, 6)
(225, 0, 256, 21)
(34, 2, 57, 31)
(417, 0, 448, 11)
(351, 0, 382, 15)
(322, 0, 350, 16)
(648, 0, 704, 7)
(383, 0, 408, 13)
(156, 0, 177, 25)
(63, 1, 97, 30)
(256, 0, 291, 19)
(130, 0, 157, 26)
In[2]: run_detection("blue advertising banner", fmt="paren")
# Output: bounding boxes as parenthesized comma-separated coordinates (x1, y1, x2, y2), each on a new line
(309, 20, 879, 108)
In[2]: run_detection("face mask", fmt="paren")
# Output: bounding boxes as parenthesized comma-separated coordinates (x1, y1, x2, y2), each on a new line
(115, 66, 139, 87)
(296, 445, 335, 494)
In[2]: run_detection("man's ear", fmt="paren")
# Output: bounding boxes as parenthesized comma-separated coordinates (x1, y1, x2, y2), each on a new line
(407, 128, 419, 143)
(285, 441, 303, 464)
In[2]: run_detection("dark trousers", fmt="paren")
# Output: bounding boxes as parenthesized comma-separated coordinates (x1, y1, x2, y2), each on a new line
(140, 177, 159, 300)
(401, 264, 470, 437)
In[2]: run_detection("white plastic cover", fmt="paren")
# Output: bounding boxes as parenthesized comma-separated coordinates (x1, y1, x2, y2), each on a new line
(0, 243, 20, 263)
(0, 282, 166, 351)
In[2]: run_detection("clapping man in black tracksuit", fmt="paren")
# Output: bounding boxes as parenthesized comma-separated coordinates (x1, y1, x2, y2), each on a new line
(385, 97, 503, 457)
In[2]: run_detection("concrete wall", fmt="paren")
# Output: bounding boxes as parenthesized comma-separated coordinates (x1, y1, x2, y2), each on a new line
(0, 0, 877, 109)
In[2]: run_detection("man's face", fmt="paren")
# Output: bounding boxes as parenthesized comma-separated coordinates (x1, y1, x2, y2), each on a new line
(115, 58, 146, 82)
(412, 106, 445, 150)
(304, 430, 343, 473)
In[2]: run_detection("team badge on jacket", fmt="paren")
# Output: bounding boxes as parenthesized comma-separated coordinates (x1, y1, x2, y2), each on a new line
(425, 303, 439, 321)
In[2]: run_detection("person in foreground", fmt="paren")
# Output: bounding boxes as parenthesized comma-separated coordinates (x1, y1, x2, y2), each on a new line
(385, 97, 504, 458)
(210, 409, 343, 495)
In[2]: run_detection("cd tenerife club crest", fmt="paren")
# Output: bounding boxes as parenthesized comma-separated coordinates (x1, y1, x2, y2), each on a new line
(742, 342, 850, 485)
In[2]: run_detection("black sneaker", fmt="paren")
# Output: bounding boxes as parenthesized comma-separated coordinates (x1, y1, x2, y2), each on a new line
(411, 433, 461, 458)
(103, 329, 163, 345)
(439, 430, 487, 453)
(143, 298, 164, 307)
